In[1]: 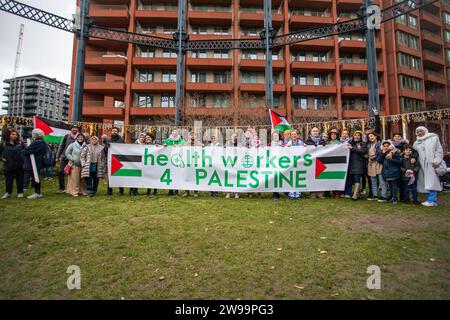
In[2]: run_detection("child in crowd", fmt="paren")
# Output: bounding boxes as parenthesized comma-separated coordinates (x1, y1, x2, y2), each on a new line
(378, 141, 402, 204)
(400, 145, 420, 204)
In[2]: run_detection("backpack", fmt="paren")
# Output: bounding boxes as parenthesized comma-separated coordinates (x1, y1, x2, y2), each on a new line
(44, 143, 53, 168)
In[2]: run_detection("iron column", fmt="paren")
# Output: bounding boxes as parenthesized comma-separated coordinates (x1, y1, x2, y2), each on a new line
(263, 0, 274, 112)
(174, 0, 187, 127)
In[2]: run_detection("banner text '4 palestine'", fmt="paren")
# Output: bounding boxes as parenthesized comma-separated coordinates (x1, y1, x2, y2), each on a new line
(108, 144, 349, 192)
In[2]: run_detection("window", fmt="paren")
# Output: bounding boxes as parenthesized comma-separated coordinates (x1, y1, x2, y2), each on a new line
(214, 26, 228, 35)
(161, 95, 175, 108)
(243, 50, 258, 59)
(163, 25, 176, 34)
(141, 25, 156, 34)
(399, 75, 422, 92)
(312, 52, 326, 62)
(138, 94, 153, 107)
(162, 50, 176, 58)
(400, 97, 423, 112)
(313, 97, 329, 110)
(444, 12, 450, 25)
(192, 51, 207, 58)
(273, 96, 280, 108)
(213, 95, 228, 108)
(191, 95, 206, 108)
(397, 52, 421, 71)
(191, 72, 206, 83)
(408, 15, 417, 29)
(139, 70, 154, 82)
(213, 51, 228, 59)
(447, 49, 450, 61)
(242, 72, 258, 83)
(162, 72, 177, 82)
(300, 74, 307, 85)
(396, 14, 407, 25)
(445, 31, 450, 43)
(214, 72, 227, 83)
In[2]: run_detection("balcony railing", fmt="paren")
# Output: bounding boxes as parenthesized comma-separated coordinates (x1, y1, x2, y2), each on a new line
(86, 51, 127, 58)
(91, 4, 128, 10)
(84, 76, 125, 82)
(423, 49, 443, 58)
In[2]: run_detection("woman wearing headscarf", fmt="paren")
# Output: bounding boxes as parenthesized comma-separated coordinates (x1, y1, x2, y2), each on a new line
(65, 133, 88, 197)
(22, 129, 47, 199)
(413, 126, 445, 207)
(80, 136, 105, 197)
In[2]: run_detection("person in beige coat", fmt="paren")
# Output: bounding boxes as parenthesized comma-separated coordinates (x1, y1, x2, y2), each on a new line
(80, 136, 105, 197)
(65, 133, 87, 197)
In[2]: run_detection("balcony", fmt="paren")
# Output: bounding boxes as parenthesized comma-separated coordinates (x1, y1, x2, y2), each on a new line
(240, 83, 286, 93)
(135, 9, 177, 24)
(422, 49, 445, 66)
(130, 107, 175, 116)
(188, 11, 232, 25)
(89, 4, 129, 28)
(186, 82, 233, 92)
(290, 61, 335, 72)
(339, 62, 384, 73)
(84, 77, 126, 94)
(424, 70, 447, 85)
(420, 10, 442, 29)
(239, 12, 283, 27)
(421, 30, 443, 46)
(240, 59, 285, 71)
(290, 38, 335, 51)
(288, 0, 332, 8)
(82, 102, 125, 119)
(289, 14, 333, 29)
(341, 86, 385, 96)
(85, 52, 127, 74)
(292, 108, 338, 119)
(133, 57, 177, 69)
(337, 0, 379, 10)
(339, 39, 382, 52)
(187, 58, 233, 70)
(131, 82, 176, 92)
(291, 85, 336, 95)
(185, 107, 232, 117)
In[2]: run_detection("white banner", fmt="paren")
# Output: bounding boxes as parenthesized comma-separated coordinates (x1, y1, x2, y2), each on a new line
(108, 144, 350, 192)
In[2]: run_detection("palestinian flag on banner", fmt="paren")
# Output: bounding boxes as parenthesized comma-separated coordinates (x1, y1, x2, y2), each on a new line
(315, 156, 347, 180)
(269, 109, 292, 133)
(34, 116, 72, 144)
(111, 154, 142, 177)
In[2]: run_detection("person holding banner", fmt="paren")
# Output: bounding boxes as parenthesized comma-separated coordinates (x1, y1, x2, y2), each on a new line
(183, 131, 204, 198)
(270, 131, 283, 201)
(80, 136, 105, 197)
(105, 127, 125, 196)
(305, 127, 327, 199)
(22, 129, 47, 199)
(286, 130, 304, 200)
(327, 129, 342, 199)
(165, 129, 185, 196)
(225, 133, 242, 199)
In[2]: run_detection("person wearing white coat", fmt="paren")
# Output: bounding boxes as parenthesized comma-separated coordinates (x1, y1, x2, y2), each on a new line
(413, 126, 444, 207)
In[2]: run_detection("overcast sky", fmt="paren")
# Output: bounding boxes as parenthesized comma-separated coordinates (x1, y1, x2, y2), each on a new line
(0, 0, 76, 114)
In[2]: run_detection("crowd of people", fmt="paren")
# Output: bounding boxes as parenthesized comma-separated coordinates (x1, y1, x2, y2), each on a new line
(0, 112, 447, 206)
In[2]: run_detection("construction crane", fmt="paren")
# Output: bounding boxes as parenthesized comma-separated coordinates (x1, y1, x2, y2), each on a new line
(7, 23, 24, 118)
(0, 0, 440, 127)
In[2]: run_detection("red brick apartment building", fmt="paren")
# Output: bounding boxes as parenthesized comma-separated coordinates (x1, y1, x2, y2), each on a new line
(69, 0, 450, 134)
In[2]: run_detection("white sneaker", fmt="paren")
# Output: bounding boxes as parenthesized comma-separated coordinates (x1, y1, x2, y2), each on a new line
(17, 193, 24, 198)
(27, 193, 43, 199)
(421, 201, 437, 207)
(1, 193, 11, 199)
(226, 193, 230, 199)
(235, 193, 239, 199)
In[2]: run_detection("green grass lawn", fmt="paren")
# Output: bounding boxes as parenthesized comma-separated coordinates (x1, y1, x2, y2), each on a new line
(0, 176, 449, 300)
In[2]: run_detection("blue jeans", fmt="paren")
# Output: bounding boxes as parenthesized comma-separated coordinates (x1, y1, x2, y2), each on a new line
(45, 166, 53, 179)
(425, 191, 438, 205)
(402, 180, 418, 202)
(345, 174, 361, 196)
(370, 175, 387, 198)
(386, 180, 398, 201)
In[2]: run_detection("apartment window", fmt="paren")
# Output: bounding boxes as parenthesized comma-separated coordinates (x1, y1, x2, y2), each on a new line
(191, 72, 206, 83)
(242, 72, 258, 83)
(214, 26, 229, 35)
(408, 15, 417, 29)
(399, 75, 422, 92)
(400, 97, 423, 112)
(398, 52, 421, 71)
(312, 52, 326, 62)
(191, 95, 206, 108)
(396, 14, 407, 25)
(273, 96, 280, 108)
(213, 51, 229, 59)
(299, 74, 307, 85)
(192, 51, 207, 58)
(293, 96, 308, 109)
(163, 25, 176, 34)
(243, 50, 258, 59)
(141, 25, 156, 34)
(213, 94, 228, 108)
(161, 95, 175, 108)
(140, 47, 155, 58)
(214, 72, 227, 83)
(162, 50, 176, 58)
(447, 49, 450, 61)
(445, 31, 450, 43)
(139, 70, 154, 82)
(314, 97, 329, 110)
(342, 53, 353, 63)
(342, 98, 355, 110)
(243, 28, 258, 36)
(162, 72, 177, 82)
(138, 94, 153, 107)
(341, 75, 354, 86)
(313, 74, 327, 86)
(444, 12, 450, 25)
(114, 100, 124, 108)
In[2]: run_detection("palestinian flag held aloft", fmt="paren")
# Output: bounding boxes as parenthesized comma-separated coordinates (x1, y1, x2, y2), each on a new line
(111, 154, 142, 177)
(315, 156, 347, 180)
(34, 116, 72, 144)
(269, 109, 292, 133)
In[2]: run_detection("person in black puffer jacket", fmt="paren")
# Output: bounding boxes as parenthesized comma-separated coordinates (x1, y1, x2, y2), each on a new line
(344, 130, 368, 200)
(0, 128, 25, 199)
(22, 129, 47, 199)
(378, 140, 402, 204)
